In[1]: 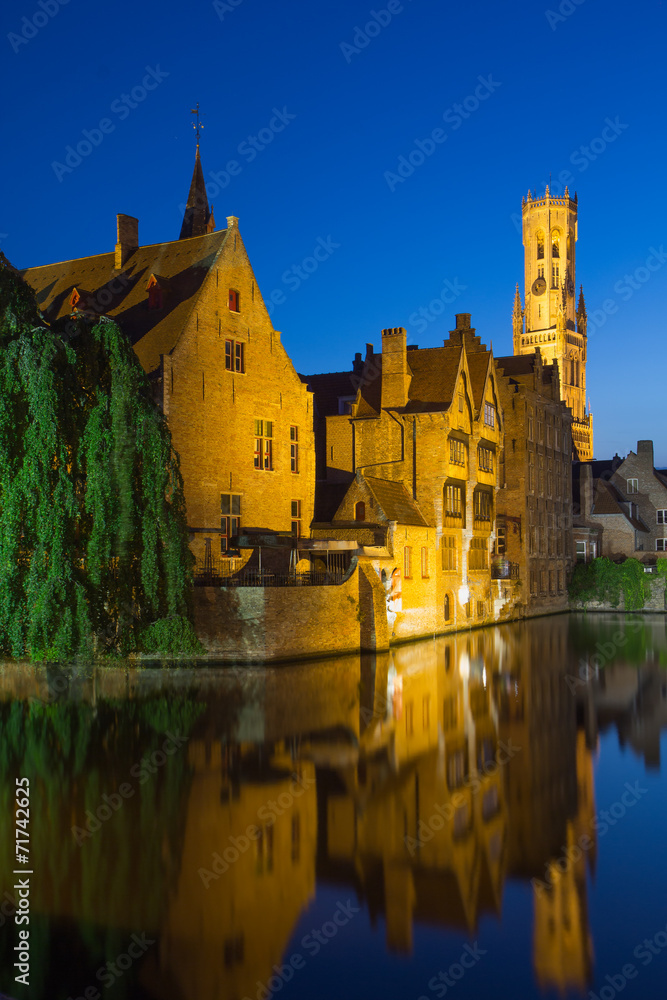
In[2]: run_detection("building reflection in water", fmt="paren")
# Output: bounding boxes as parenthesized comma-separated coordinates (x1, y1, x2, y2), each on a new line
(1, 614, 666, 999)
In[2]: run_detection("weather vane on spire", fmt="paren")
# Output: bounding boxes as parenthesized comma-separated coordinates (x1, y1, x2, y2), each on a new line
(191, 103, 204, 150)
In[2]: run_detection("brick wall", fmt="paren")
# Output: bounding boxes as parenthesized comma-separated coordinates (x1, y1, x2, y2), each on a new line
(161, 220, 315, 564)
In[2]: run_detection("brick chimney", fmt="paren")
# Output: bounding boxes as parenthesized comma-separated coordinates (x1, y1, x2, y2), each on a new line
(115, 214, 138, 270)
(637, 440, 654, 467)
(381, 327, 410, 409)
(580, 463, 593, 519)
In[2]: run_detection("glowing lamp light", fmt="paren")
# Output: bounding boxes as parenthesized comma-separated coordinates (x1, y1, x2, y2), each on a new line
(458, 584, 470, 605)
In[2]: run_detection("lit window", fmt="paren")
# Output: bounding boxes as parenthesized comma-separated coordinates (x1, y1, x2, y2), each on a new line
(494, 524, 506, 555)
(404, 546, 412, 579)
(421, 546, 429, 578)
(441, 536, 457, 571)
(291, 500, 301, 537)
(469, 537, 488, 570)
(484, 403, 495, 427)
(552, 232, 560, 258)
(450, 438, 465, 466)
(290, 426, 299, 473)
(225, 340, 245, 372)
(445, 484, 464, 520)
(254, 420, 273, 470)
(228, 289, 240, 312)
(444, 594, 451, 621)
(478, 446, 493, 473)
(220, 494, 241, 551)
(627, 479, 638, 494)
(474, 491, 491, 521)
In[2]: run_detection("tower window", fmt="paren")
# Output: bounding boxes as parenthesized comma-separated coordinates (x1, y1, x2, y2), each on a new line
(536, 231, 545, 259)
(552, 233, 560, 258)
(552, 264, 560, 288)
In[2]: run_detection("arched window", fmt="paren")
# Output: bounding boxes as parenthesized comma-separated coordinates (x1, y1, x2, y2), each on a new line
(355, 501, 366, 521)
(552, 231, 560, 258)
(444, 594, 451, 621)
(536, 231, 545, 259)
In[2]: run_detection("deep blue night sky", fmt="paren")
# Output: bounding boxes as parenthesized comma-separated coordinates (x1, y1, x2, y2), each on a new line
(1, 0, 665, 462)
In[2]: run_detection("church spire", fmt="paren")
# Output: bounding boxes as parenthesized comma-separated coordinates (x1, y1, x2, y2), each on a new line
(179, 105, 215, 240)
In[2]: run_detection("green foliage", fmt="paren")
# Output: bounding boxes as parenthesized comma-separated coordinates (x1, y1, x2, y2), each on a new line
(568, 557, 652, 611)
(0, 255, 195, 660)
(140, 615, 205, 657)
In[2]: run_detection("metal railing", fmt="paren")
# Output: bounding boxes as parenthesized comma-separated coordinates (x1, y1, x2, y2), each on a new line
(194, 560, 349, 587)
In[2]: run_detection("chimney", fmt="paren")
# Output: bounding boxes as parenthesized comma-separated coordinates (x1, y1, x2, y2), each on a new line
(637, 440, 654, 468)
(381, 327, 410, 409)
(115, 214, 138, 270)
(580, 463, 593, 519)
(352, 352, 363, 375)
(455, 313, 471, 330)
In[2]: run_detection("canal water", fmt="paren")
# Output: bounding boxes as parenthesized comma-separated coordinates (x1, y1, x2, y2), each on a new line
(1, 613, 667, 1000)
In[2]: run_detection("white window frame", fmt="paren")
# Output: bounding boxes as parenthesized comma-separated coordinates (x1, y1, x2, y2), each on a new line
(627, 478, 638, 494)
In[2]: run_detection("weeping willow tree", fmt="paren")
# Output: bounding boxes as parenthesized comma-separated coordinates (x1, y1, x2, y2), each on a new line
(0, 253, 201, 659)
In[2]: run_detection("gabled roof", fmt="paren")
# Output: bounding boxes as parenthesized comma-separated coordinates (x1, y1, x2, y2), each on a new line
(362, 476, 428, 526)
(401, 344, 462, 413)
(20, 228, 229, 374)
(592, 480, 648, 532)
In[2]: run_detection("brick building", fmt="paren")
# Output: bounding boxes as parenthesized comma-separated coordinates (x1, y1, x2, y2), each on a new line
(573, 441, 667, 561)
(20, 150, 315, 573)
(495, 351, 573, 614)
(303, 315, 512, 637)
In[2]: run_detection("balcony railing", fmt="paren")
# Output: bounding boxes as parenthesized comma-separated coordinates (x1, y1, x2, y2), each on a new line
(491, 559, 520, 580)
(194, 557, 350, 587)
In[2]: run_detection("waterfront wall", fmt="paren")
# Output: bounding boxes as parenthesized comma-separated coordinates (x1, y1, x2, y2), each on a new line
(192, 561, 392, 661)
(571, 575, 666, 613)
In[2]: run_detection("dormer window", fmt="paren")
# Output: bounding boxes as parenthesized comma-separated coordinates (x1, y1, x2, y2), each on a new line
(147, 274, 165, 310)
(229, 289, 240, 312)
(355, 501, 366, 521)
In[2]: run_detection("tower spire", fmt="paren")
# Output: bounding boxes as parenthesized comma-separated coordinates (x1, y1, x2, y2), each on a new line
(179, 105, 215, 240)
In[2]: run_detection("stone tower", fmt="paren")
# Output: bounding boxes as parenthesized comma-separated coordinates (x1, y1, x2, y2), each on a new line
(513, 186, 593, 461)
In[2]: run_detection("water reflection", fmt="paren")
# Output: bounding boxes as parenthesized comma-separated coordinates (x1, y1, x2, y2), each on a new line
(0, 613, 666, 999)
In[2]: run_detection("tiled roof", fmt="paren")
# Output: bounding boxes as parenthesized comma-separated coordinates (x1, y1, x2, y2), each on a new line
(466, 351, 492, 409)
(495, 354, 535, 377)
(592, 480, 648, 532)
(364, 476, 428, 526)
(299, 370, 358, 417)
(20, 228, 229, 374)
(402, 344, 462, 413)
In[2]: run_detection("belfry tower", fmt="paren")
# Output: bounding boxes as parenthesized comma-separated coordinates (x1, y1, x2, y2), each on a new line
(513, 186, 593, 461)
